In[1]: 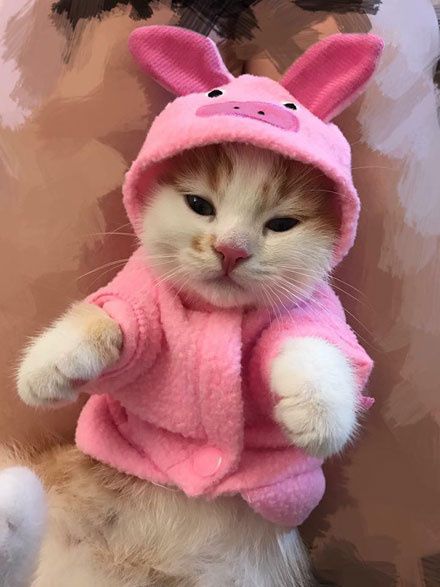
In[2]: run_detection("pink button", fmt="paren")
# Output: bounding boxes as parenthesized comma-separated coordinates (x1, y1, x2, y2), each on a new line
(192, 447, 223, 477)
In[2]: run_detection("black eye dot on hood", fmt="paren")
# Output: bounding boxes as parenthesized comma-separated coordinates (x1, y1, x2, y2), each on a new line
(207, 89, 224, 98)
(284, 102, 297, 110)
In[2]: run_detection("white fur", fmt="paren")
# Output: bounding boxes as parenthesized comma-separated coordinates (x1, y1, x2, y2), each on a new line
(17, 304, 122, 407)
(34, 521, 310, 587)
(28, 448, 313, 587)
(0, 467, 46, 587)
(143, 144, 335, 309)
(271, 337, 358, 458)
(191, 527, 312, 587)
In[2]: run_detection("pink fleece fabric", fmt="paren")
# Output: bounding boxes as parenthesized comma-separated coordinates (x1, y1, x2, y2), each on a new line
(75, 26, 383, 527)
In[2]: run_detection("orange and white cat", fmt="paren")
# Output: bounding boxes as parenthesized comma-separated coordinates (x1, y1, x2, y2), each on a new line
(10, 144, 359, 586)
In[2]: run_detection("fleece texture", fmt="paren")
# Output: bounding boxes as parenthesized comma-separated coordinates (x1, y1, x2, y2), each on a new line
(76, 26, 383, 527)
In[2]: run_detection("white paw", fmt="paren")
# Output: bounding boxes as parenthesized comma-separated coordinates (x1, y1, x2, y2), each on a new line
(0, 467, 46, 587)
(17, 304, 122, 407)
(270, 337, 358, 459)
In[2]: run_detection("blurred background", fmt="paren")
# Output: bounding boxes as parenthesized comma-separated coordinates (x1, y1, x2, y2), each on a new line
(1, 1, 439, 584)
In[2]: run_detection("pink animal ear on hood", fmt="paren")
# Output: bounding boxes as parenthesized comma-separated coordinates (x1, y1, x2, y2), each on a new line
(124, 27, 384, 266)
(281, 34, 384, 122)
(128, 25, 234, 96)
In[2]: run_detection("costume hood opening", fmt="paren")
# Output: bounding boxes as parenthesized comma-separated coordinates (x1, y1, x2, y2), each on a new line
(124, 26, 383, 267)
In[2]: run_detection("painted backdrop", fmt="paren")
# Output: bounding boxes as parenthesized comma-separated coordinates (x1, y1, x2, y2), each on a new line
(1, 1, 439, 584)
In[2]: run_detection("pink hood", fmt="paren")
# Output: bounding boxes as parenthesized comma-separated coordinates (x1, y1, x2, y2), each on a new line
(125, 26, 383, 266)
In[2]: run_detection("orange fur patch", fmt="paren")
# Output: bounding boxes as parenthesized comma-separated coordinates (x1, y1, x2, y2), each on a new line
(192, 233, 215, 253)
(191, 234, 204, 253)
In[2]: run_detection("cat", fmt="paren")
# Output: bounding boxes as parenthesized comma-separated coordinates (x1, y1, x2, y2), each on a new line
(13, 143, 359, 586)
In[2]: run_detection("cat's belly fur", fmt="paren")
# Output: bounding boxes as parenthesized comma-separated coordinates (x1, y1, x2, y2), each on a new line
(1, 445, 312, 587)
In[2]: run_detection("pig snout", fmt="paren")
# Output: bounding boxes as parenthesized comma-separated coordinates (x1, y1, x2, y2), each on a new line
(196, 101, 299, 131)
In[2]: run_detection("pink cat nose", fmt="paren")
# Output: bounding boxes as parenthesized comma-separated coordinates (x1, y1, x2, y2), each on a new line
(214, 242, 251, 274)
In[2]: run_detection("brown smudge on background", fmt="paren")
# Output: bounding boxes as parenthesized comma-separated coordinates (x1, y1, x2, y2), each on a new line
(313, 539, 398, 586)
(50, 0, 381, 39)
(240, 2, 371, 76)
(434, 4, 440, 89)
(421, 552, 440, 587)
(52, 0, 156, 29)
(295, 0, 381, 14)
(51, 0, 260, 39)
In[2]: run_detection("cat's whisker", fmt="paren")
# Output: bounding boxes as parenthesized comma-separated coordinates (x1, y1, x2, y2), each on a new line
(271, 278, 376, 349)
(272, 274, 375, 347)
(328, 276, 367, 296)
(265, 279, 306, 313)
(172, 274, 193, 302)
(258, 282, 272, 310)
(149, 261, 177, 276)
(154, 266, 187, 285)
(276, 267, 369, 306)
(77, 259, 130, 281)
(147, 261, 179, 268)
(307, 297, 375, 348)
(267, 272, 359, 324)
(85, 232, 137, 238)
(262, 277, 303, 323)
(87, 265, 132, 289)
(144, 254, 176, 263)
(274, 264, 369, 300)
(262, 282, 285, 324)
(109, 221, 133, 233)
(148, 261, 177, 268)
(287, 271, 368, 306)
(146, 253, 179, 259)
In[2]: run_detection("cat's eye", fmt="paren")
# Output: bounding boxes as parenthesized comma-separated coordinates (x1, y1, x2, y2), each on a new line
(207, 89, 224, 98)
(265, 217, 299, 232)
(283, 102, 297, 110)
(185, 195, 216, 217)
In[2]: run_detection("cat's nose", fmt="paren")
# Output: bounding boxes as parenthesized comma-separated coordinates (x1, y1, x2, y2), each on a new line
(214, 242, 251, 274)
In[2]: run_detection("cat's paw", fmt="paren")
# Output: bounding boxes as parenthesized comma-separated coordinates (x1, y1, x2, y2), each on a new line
(270, 337, 358, 459)
(0, 467, 46, 587)
(17, 303, 122, 407)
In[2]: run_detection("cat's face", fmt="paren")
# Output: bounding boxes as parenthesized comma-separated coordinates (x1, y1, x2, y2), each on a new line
(141, 144, 339, 309)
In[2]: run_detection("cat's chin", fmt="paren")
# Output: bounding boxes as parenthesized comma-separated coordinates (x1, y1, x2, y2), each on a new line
(192, 277, 319, 311)
(180, 278, 258, 310)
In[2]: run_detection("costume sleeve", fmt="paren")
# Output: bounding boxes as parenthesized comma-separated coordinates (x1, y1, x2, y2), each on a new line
(84, 249, 162, 392)
(249, 284, 374, 414)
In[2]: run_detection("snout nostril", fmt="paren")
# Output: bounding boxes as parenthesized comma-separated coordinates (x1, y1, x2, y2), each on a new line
(233, 106, 240, 109)
(257, 110, 265, 115)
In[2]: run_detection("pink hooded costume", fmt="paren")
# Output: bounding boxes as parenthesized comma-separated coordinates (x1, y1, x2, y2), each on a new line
(76, 27, 383, 527)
